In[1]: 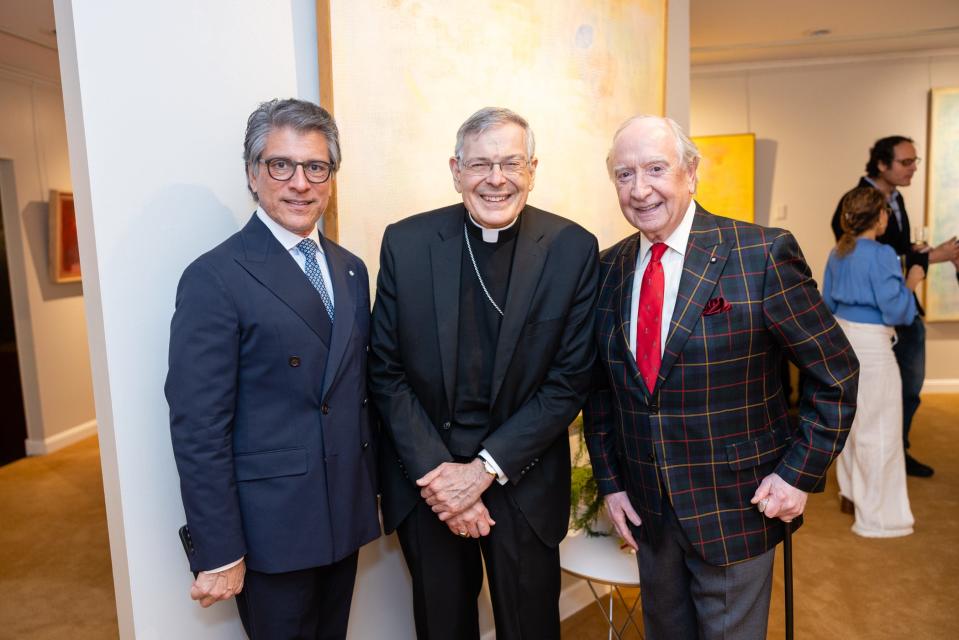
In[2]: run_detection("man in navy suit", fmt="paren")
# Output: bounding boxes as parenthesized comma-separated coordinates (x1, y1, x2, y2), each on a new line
(166, 98, 379, 639)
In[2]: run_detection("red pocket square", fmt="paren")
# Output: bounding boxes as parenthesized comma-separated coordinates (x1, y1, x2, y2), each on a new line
(703, 296, 732, 316)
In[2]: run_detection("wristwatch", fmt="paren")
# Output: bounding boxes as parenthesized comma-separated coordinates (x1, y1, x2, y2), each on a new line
(480, 457, 498, 479)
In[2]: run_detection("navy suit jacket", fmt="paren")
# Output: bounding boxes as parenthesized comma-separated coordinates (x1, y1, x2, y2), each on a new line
(166, 214, 379, 575)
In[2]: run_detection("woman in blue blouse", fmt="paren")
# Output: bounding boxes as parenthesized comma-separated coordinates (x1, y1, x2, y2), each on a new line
(823, 186, 924, 537)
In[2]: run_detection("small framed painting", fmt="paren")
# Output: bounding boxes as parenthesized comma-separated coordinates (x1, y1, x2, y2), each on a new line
(49, 190, 81, 283)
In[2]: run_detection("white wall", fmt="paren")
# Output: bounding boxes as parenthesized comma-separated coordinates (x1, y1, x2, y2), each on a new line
(0, 63, 96, 454)
(52, 1, 414, 638)
(53, 0, 686, 636)
(691, 50, 959, 387)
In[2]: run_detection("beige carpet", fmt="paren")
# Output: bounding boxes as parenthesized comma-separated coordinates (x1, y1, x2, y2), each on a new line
(1, 394, 956, 639)
(0, 436, 117, 639)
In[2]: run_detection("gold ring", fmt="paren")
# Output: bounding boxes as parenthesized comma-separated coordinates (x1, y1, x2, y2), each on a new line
(458, 530, 468, 537)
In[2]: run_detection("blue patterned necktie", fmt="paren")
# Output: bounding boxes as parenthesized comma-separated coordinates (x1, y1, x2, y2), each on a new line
(296, 238, 335, 322)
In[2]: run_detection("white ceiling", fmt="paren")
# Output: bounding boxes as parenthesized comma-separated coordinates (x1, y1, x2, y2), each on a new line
(691, 0, 959, 65)
(0, 0, 56, 50)
(2, 0, 959, 80)
(0, 0, 58, 79)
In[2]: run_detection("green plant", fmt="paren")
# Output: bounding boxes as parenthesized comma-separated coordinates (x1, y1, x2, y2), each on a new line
(569, 415, 611, 537)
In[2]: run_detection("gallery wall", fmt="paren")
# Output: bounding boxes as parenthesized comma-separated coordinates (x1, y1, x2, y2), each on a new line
(691, 49, 959, 387)
(0, 63, 96, 454)
(54, 0, 684, 636)
(325, 2, 682, 635)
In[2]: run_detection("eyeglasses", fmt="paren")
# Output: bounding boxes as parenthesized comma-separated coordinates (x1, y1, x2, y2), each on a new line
(259, 157, 333, 183)
(459, 158, 530, 177)
(894, 157, 921, 168)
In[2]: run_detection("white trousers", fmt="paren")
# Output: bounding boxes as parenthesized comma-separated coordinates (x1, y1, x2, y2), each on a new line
(836, 318, 914, 538)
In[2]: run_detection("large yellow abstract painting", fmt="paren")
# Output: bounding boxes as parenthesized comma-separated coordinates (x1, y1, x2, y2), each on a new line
(690, 133, 755, 223)
(320, 0, 667, 266)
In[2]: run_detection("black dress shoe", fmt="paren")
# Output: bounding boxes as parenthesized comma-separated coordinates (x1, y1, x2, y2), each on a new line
(839, 496, 855, 515)
(905, 453, 934, 477)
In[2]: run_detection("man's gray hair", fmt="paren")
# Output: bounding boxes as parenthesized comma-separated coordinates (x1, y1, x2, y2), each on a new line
(243, 98, 341, 201)
(606, 114, 700, 178)
(454, 107, 536, 161)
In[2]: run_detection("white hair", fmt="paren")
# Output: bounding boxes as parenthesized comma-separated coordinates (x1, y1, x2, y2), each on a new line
(606, 115, 700, 178)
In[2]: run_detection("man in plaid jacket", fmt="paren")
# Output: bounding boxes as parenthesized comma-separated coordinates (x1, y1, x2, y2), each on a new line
(584, 115, 859, 639)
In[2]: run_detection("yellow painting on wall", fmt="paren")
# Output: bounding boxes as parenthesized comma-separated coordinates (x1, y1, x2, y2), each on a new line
(691, 133, 755, 223)
(322, 0, 667, 263)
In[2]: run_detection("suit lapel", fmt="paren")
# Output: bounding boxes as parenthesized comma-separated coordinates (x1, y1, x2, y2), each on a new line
(490, 208, 548, 407)
(658, 207, 730, 386)
(431, 209, 465, 414)
(235, 215, 332, 347)
(320, 236, 356, 398)
(614, 234, 650, 395)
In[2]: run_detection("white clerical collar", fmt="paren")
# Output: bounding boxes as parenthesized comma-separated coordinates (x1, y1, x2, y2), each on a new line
(466, 210, 519, 243)
(639, 199, 696, 262)
(256, 206, 323, 254)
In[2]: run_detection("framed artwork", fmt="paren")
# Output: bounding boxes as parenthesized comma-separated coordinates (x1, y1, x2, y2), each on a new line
(49, 190, 81, 283)
(690, 133, 755, 223)
(925, 87, 959, 321)
(318, 0, 667, 255)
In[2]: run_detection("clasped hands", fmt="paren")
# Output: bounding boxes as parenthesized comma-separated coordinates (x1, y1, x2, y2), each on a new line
(603, 472, 807, 552)
(417, 459, 496, 539)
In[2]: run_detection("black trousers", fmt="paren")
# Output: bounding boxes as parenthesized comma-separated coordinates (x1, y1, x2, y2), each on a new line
(396, 482, 560, 640)
(235, 552, 359, 640)
(893, 315, 925, 449)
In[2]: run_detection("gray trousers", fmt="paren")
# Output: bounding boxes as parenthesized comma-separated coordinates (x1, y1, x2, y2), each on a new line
(637, 499, 775, 640)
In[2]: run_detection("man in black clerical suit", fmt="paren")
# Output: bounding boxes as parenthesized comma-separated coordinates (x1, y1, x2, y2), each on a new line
(369, 107, 598, 639)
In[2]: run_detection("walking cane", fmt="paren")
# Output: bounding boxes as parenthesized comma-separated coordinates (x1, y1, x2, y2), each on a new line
(783, 521, 794, 640)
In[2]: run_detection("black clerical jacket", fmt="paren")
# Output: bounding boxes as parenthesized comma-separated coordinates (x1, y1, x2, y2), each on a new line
(369, 203, 599, 546)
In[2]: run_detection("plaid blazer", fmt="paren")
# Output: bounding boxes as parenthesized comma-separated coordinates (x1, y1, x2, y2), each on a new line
(584, 206, 859, 566)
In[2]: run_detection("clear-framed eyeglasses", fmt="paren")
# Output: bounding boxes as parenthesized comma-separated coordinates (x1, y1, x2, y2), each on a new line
(259, 157, 333, 183)
(894, 157, 921, 168)
(459, 158, 531, 177)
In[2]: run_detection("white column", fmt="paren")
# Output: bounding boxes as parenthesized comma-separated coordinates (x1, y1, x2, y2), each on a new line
(53, 1, 411, 637)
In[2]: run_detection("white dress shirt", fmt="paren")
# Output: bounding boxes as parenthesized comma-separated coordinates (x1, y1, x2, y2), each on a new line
(628, 199, 697, 358)
(256, 207, 335, 305)
(863, 176, 903, 228)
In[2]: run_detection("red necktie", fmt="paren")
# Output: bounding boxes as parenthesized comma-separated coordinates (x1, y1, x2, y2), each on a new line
(636, 242, 668, 392)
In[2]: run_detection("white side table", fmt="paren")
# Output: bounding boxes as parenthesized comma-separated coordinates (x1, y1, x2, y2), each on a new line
(560, 529, 643, 640)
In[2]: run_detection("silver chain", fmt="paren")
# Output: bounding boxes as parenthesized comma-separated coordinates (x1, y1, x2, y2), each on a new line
(463, 224, 504, 317)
